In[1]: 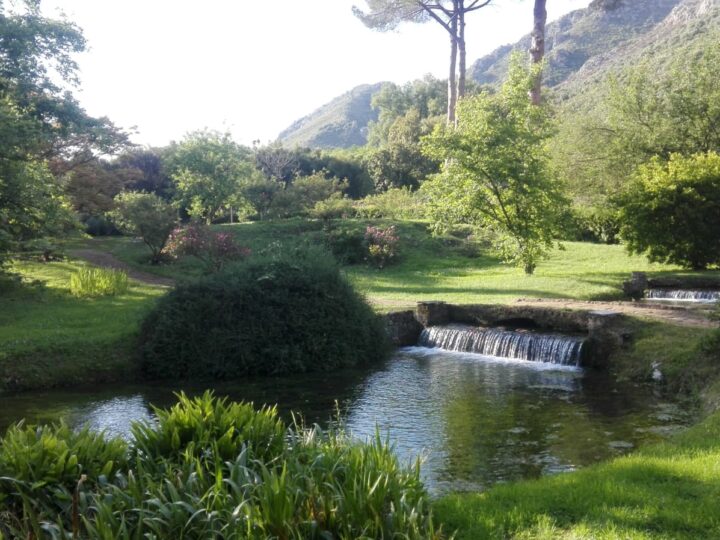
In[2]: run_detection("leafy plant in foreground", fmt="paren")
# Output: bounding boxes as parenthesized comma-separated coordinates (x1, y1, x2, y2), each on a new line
(0, 394, 445, 539)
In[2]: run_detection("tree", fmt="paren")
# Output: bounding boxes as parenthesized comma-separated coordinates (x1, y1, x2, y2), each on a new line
(113, 148, 174, 200)
(353, 0, 492, 124)
(365, 109, 440, 190)
(110, 192, 177, 264)
(0, 1, 129, 266)
(253, 143, 299, 188)
(552, 37, 720, 203)
(529, 0, 547, 106)
(617, 153, 720, 270)
(421, 55, 563, 274)
(166, 131, 254, 224)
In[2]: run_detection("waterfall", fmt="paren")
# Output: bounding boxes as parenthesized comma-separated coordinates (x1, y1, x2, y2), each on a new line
(418, 325, 584, 367)
(645, 289, 720, 303)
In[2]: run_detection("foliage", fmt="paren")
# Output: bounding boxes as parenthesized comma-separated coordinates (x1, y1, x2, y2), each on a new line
(0, 1, 129, 267)
(355, 187, 426, 219)
(240, 178, 283, 220)
(365, 109, 440, 191)
(0, 394, 443, 539)
(422, 55, 564, 274)
(69, 267, 129, 298)
(268, 173, 348, 219)
(560, 205, 620, 244)
(311, 194, 356, 223)
(617, 152, 720, 270)
(166, 130, 255, 223)
(325, 228, 367, 264)
(112, 148, 175, 200)
(139, 245, 390, 380)
(365, 225, 400, 269)
(131, 391, 285, 463)
(554, 36, 720, 202)
(165, 223, 251, 272)
(110, 192, 177, 264)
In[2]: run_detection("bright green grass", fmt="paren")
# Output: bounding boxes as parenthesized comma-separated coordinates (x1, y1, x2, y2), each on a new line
(434, 409, 720, 539)
(71, 219, 720, 312)
(0, 259, 163, 392)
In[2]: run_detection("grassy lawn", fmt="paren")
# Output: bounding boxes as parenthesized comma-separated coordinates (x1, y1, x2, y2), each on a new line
(70, 219, 719, 311)
(434, 409, 720, 539)
(0, 259, 163, 392)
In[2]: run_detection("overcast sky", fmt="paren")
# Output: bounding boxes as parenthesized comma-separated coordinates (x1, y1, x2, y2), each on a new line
(42, 0, 592, 147)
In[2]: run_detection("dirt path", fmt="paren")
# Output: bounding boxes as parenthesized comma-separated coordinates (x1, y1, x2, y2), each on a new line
(70, 249, 175, 288)
(515, 298, 717, 328)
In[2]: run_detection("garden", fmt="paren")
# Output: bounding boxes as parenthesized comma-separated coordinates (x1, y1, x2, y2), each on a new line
(2, 1, 720, 538)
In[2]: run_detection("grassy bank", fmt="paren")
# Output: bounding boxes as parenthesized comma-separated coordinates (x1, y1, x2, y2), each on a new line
(0, 259, 162, 392)
(435, 409, 720, 539)
(75, 218, 719, 311)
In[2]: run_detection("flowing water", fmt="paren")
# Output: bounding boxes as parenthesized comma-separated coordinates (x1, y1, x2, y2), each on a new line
(646, 289, 720, 303)
(0, 348, 694, 495)
(419, 325, 584, 366)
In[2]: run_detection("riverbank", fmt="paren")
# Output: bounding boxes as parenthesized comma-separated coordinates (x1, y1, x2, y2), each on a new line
(435, 408, 720, 539)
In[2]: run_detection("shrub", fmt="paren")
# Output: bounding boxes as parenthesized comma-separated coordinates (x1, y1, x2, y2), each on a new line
(132, 391, 285, 462)
(324, 228, 367, 264)
(0, 396, 444, 539)
(561, 205, 620, 244)
(109, 192, 177, 264)
(165, 223, 251, 272)
(69, 267, 129, 297)
(311, 194, 356, 224)
(268, 173, 348, 219)
(139, 246, 390, 380)
(365, 225, 400, 269)
(355, 187, 426, 220)
(617, 152, 720, 269)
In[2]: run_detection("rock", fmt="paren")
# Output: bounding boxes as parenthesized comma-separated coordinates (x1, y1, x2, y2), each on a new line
(622, 272, 648, 300)
(415, 301, 449, 327)
(384, 311, 423, 346)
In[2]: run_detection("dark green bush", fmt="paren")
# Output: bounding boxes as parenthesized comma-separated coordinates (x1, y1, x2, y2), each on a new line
(325, 228, 367, 264)
(139, 246, 390, 380)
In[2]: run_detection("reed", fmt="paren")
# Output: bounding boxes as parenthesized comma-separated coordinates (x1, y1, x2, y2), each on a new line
(69, 267, 129, 298)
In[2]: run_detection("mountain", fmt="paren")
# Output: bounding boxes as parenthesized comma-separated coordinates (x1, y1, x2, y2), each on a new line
(278, 0, 720, 149)
(470, 0, 683, 88)
(277, 82, 387, 149)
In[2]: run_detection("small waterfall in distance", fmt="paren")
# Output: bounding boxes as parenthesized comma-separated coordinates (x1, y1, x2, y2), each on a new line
(418, 325, 584, 367)
(646, 289, 720, 303)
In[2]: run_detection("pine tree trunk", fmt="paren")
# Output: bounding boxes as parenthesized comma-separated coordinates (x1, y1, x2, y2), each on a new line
(529, 0, 547, 106)
(457, 6, 467, 109)
(447, 10, 458, 124)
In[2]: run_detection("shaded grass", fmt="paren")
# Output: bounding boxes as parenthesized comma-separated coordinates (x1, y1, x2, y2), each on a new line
(434, 410, 720, 539)
(0, 259, 163, 392)
(71, 219, 720, 311)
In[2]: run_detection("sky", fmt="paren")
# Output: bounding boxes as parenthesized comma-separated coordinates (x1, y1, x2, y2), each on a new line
(42, 0, 593, 147)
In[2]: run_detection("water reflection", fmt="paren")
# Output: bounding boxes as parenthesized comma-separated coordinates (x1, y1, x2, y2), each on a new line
(0, 348, 694, 494)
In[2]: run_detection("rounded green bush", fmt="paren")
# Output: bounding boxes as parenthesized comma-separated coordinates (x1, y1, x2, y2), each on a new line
(139, 247, 390, 380)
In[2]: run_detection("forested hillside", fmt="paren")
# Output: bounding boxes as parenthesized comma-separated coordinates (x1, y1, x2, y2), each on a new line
(277, 82, 387, 148)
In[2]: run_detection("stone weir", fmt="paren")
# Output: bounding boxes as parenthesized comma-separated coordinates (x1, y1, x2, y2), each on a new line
(623, 272, 720, 301)
(384, 302, 631, 368)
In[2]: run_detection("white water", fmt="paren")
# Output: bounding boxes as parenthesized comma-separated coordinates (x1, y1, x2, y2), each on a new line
(418, 325, 584, 367)
(645, 289, 720, 303)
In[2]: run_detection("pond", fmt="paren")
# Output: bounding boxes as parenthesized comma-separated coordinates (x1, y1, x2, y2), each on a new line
(0, 347, 695, 495)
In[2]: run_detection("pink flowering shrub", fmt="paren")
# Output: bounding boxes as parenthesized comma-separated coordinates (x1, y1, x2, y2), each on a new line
(165, 224, 250, 272)
(364, 225, 399, 269)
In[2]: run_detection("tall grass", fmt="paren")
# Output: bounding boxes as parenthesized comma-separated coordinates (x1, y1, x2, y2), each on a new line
(0, 392, 445, 539)
(69, 267, 129, 298)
